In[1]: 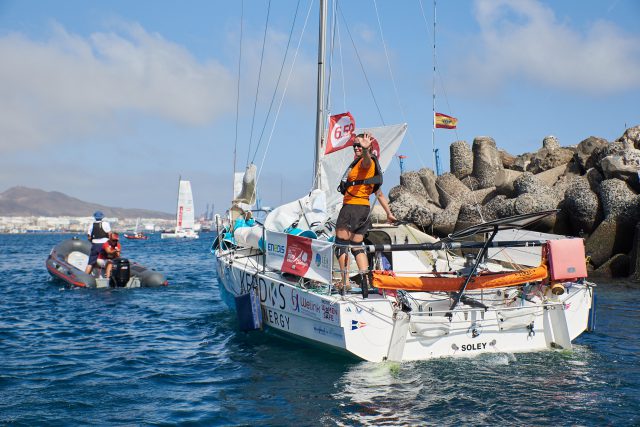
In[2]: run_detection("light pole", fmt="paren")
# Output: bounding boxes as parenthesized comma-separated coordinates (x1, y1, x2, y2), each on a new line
(398, 155, 407, 177)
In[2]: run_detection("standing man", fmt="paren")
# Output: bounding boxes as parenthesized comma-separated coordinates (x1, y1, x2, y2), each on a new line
(335, 133, 396, 297)
(84, 210, 111, 275)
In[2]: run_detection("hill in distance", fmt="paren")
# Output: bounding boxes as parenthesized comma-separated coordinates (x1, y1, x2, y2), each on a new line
(0, 186, 173, 219)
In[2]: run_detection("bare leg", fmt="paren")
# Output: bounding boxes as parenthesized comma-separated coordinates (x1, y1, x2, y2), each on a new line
(351, 233, 370, 298)
(105, 262, 113, 279)
(336, 228, 353, 292)
(351, 233, 368, 271)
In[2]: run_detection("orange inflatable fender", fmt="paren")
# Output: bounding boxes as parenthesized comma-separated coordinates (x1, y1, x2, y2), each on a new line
(373, 264, 548, 292)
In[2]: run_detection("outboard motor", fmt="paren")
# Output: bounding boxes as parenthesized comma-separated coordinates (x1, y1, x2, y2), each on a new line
(110, 258, 130, 287)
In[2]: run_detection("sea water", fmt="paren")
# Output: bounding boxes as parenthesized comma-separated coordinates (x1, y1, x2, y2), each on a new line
(0, 233, 639, 425)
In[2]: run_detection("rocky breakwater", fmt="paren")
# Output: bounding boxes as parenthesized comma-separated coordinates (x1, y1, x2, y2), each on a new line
(381, 125, 640, 280)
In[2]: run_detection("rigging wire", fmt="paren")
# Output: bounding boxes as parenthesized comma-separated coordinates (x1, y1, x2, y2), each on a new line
(336, 18, 347, 112)
(371, 0, 427, 168)
(256, 0, 316, 185)
(336, 3, 385, 125)
(416, 0, 483, 220)
(232, 0, 245, 200)
(250, 0, 303, 165)
(246, 0, 272, 167)
(418, 0, 459, 142)
(325, 0, 339, 119)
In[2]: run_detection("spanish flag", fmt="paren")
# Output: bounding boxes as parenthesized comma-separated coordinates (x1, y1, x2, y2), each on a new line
(435, 112, 458, 129)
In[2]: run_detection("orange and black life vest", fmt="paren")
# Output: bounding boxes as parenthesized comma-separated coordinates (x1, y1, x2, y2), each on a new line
(337, 154, 383, 196)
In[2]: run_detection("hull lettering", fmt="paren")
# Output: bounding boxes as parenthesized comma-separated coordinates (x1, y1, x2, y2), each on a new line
(461, 342, 487, 351)
(262, 307, 290, 330)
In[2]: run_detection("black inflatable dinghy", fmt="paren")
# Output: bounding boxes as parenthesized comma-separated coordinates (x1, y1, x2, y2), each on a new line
(46, 237, 167, 288)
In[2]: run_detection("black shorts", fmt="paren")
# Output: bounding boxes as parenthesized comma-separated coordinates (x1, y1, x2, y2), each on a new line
(88, 242, 103, 265)
(336, 204, 371, 236)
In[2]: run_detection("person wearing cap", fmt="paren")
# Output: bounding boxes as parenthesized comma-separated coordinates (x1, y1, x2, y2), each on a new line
(334, 133, 395, 297)
(96, 232, 121, 279)
(84, 210, 111, 275)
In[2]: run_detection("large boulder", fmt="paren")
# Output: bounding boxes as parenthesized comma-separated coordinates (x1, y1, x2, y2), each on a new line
(550, 173, 578, 205)
(589, 141, 625, 173)
(513, 193, 558, 231)
(435, 173, 470, 208)
(494, 168, 523, 197)
(592, 254, 631, 279)
(550, 207, 573, 235)
(462, 187, 497, 206)
(455, 203, 484, 232)
(585, 167, 604, 191)
(617, 125, 640, 149)
(500, 149, 517, 169)
(409, 205, 437, 230)
(574, 136, 608, 171)
(481, 195, 515, 221)
(527, 146, 575, 174)
(598, 178, 637, 220)
(630, 223, 640, 282)
(563, 176, 602, 234)
(388, 184, 406, 203)
(512, 172, 549, 196)
(432, 200, 461, 237)
(512, 152, 535, 172)
(461, 175, 481, 190)
(585, 217, 636, 268)
(542, 135, 560, 150)
(417, 168, 440, 205)
(450, 140, 473, 179)
(388, 187, 431, 219)
(471, 136, 502, 189)
(600, 149, 640, 191)
(536, 164, 569, 187)
(400, 171, 429, 200)
(454, 188, 501, 232)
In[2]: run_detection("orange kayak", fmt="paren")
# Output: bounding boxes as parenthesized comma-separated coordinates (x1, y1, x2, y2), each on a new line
(372, 264, 548, 292)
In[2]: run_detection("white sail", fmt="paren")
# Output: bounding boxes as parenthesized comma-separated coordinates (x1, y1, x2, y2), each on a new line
(176, 180, 195, 232)
(161, 179, 198, 239)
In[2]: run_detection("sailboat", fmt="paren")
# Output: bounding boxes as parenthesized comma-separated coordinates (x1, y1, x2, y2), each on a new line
(124, 218, 149, 240)
(161, 178, 199, 239)
(213, 1, 595, 362)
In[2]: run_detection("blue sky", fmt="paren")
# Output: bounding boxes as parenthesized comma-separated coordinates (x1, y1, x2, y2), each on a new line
(0, 0, 639, 215)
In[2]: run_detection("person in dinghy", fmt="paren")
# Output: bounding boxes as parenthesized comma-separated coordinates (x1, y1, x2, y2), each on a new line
(84, 210, 111, 275)
(96, 232, 122, 279)
(335, 133, 396, 297)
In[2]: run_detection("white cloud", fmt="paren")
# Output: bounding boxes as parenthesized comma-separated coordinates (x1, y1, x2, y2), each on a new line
(0, 21, 236, 151)
(450, 0, 640, 95)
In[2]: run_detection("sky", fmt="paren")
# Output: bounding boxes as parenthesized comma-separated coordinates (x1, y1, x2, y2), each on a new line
(0, 0, 639, 215)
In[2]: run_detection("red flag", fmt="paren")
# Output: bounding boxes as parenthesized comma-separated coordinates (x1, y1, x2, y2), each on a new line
(435, 112, 458, 129)
(325, 112, 356, 154)
(281, 234, 312, 276)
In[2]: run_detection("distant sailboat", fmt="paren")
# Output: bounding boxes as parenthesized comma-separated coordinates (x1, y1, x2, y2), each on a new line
(161, 178, 199, 239)
(124, 218, 148, 240)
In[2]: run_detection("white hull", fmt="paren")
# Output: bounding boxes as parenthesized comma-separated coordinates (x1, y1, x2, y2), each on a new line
(215, 246, 595, 362)
(161, 230, 199, 239)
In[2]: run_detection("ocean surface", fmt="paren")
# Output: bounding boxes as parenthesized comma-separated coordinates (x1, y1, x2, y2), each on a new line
(1, 233, 639, 426)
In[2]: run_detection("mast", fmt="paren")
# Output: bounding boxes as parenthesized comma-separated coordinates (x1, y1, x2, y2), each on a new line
(313, 0, 328, 188)
(431, 0, 437, 173)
